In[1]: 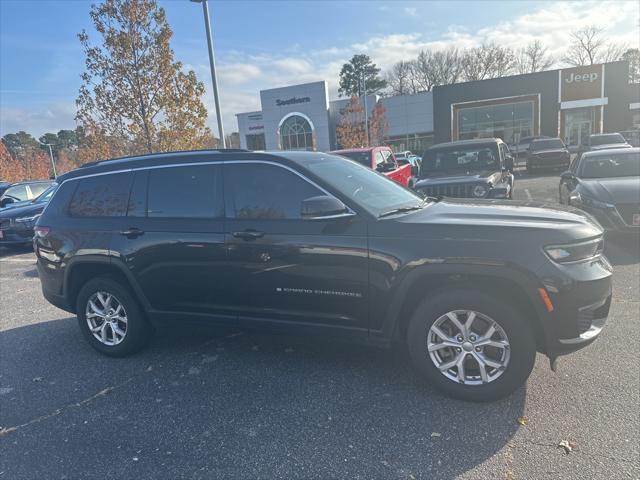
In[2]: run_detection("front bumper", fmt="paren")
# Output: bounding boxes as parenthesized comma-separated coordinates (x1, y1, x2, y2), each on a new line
(536, 255, 613, 357)
(528, 155, 570, 169)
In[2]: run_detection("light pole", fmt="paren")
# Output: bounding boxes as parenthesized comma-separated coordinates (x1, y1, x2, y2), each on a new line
(191, 0, 226, 148)
(38, 141, 57, 178)
(361, 73, 369, 147)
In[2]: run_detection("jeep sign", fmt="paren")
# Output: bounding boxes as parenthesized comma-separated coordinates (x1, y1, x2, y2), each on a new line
(560, 64, 603, 102)
(565, 72, 598, 84)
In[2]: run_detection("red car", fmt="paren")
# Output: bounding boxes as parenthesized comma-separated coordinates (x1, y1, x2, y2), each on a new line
(330, 146, 412, 187)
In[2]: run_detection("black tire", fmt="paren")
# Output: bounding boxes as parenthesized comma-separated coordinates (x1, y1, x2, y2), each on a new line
(76, 276, 152, 356)
(406, 288, 536, 402)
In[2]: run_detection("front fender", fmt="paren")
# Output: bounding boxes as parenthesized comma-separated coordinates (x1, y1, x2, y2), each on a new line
(373, 260, 549, 342)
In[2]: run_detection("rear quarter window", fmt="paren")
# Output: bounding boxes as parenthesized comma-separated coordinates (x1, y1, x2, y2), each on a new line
(68, 172, 132, 217)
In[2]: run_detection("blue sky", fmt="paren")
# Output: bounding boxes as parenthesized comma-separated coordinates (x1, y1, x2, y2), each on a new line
(1, 0, 638, 137)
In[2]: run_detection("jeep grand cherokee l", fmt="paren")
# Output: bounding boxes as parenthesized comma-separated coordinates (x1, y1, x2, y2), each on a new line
(35, 149, 612, 402)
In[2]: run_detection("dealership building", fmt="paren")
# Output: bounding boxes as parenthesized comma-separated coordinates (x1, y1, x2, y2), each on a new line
(236, 61, 639, 153)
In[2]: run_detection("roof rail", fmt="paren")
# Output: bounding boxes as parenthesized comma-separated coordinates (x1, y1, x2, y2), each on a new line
(79, 148, 251, 168)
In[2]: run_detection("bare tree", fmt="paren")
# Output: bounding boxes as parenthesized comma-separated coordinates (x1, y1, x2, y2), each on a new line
(514, 40, 554, 74)
(461, 43, 514, 81)
(562, 25, 626, 66)
(408, 47, 462, 92)
(386, 60, 417, 95)
(621, 48, 640, 83)
(411, 50, 438, 92)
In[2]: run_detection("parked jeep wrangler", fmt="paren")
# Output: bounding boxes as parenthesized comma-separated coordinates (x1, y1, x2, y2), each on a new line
(35, 149, 612, 402)
(414, 138, 514, 199)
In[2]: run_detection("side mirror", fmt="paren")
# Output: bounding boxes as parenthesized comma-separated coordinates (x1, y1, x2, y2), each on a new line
(560, 171, 575, 181)
(0, 197, 14, 208)
(301, 195, 350, 219)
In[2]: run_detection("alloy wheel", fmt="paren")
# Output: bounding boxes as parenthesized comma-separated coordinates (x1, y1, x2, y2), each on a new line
(427, 309, 510, 385)
(85, 291, 128, 346)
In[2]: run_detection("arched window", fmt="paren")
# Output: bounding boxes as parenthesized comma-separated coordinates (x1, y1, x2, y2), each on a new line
(279, 114, 314, 150)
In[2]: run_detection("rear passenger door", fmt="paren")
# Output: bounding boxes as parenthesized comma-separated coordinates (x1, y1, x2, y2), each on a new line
(110, 162, 232, 322)
(223, 161, 369, 336)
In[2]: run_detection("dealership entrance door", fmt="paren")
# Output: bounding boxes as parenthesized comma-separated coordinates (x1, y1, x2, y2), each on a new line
(563, 108, 597, 149)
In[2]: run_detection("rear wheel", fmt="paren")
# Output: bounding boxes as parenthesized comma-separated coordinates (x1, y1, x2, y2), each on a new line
(76, 276, 152, 356)
(406, 288, 536, 402)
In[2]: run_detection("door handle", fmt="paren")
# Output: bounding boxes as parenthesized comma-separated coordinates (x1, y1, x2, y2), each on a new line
(120, 227, 144, 238)
(232, 230, 265, 240)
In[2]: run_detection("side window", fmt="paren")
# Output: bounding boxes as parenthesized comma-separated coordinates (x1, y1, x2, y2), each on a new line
(68, 172, 132, 217)
(127, 170, 148, 217)
(374, 151, 385, 168)
(382, 150, 394, 165)
(29, 183, 50, 198)
(225, 163, 323, 220)
(147, 164, 221, 218)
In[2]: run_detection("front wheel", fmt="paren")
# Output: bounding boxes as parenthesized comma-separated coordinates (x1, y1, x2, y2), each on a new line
(406, 288, 536, 402)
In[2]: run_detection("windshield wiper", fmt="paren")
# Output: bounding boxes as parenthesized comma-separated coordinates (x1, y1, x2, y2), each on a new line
(378, 198, 437, 218)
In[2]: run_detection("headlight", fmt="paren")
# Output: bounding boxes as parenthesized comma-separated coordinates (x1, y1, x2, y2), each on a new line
(569, 192, 613, 209)
(545, 237, 604, 263)
(472, 185, 488, 198)
(15, 214, 41, 223)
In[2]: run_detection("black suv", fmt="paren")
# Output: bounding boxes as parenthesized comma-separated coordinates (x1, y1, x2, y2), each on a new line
(35, 150, 612, 401)
(414, 139, 514, 199)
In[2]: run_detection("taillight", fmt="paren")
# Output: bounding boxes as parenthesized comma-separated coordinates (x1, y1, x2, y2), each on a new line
(34, 226, 50, 238)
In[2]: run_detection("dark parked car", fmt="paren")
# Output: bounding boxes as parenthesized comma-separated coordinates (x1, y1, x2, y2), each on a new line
(620, 130, 640, 148)
(0, 183, 57, 246)
(35, 149, 611, 402)
(510, 135, 549, 160)
(0, 180, 54, 208)
(577, 133, 631, 159)
(526, 138, 570, 173)
(559, 148, 640, 233)
(0, 181, 11, 197)
(414, 138, 514, 199)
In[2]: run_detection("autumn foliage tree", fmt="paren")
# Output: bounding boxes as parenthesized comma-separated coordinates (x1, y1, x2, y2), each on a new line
(368, 101, 388, 147)
(76, 0, 212, 162)
(0, 141, 51, 182)
(336, 96, 367, 149)
(0, 142, 25, 182)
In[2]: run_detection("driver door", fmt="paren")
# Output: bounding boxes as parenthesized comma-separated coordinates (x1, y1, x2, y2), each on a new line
(223, 161, 369, 335)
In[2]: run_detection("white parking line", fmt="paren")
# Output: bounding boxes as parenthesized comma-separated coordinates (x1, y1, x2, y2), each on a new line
(524, 188, 533, 201)
(0, 258, 35, 263)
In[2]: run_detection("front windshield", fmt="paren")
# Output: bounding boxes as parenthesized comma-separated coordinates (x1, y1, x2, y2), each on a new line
(531, 139, 564, 150)
(590, 134, 625, 146)
(34, 183, 58, 203)
(335, 151, 370, 167)
(420, 144, 499, 176)
(305, 154, 423, 216)
(580, 152, 640, 178)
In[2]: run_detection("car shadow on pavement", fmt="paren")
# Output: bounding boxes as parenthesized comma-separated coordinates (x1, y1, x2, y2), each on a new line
(0, 317, 526, 479)
(604, 233, 640, 266)
(0, 245, 33, 258)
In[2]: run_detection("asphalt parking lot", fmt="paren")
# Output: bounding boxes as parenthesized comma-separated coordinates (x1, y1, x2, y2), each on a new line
(1, 171, 639, 480)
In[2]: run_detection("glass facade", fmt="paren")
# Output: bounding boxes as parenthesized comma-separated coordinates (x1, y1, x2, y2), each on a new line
(388, 133, 433, 156)
(457, 101, 534, 144)
(279, 115, 314, 150)
(246, 133, 266, 150)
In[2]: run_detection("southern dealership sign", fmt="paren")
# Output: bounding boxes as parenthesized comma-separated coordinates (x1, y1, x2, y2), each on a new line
(276, 96, 311, 107)
(560, 64, 603, 102)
